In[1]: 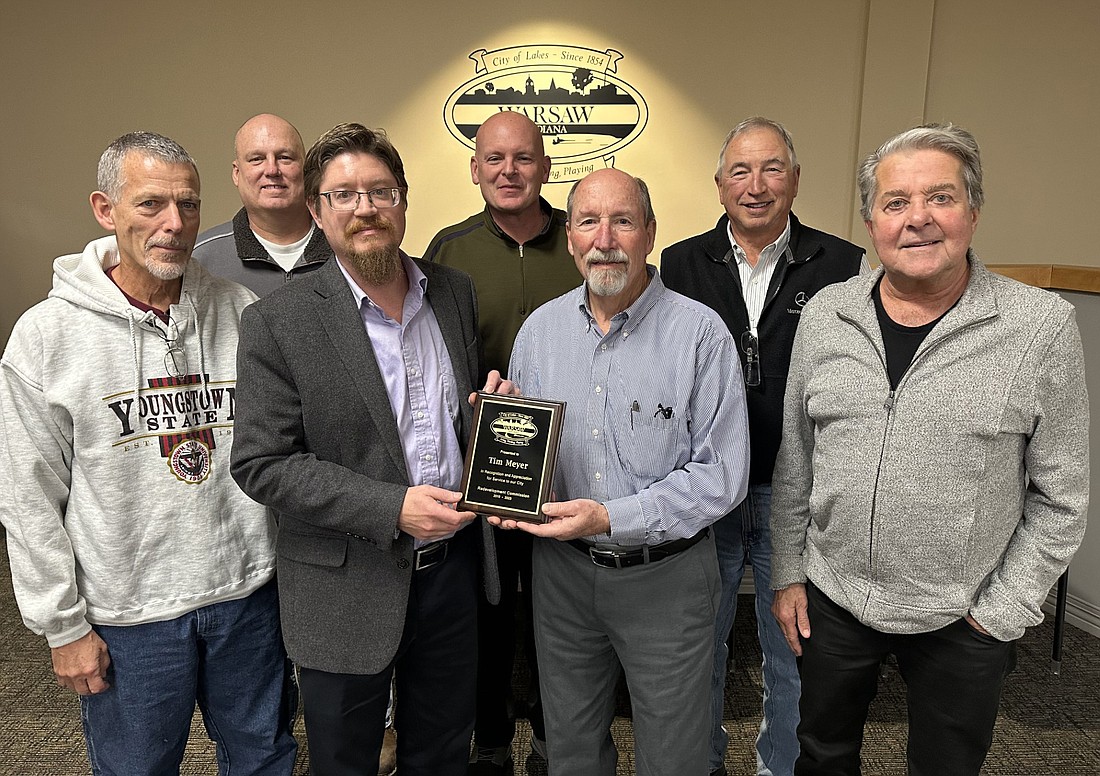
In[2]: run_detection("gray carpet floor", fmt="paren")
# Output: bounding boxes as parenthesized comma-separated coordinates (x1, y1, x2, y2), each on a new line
(2, 533, 1097, 774)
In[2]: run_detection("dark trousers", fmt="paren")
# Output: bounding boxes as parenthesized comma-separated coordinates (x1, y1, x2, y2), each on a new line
(475, 526, 544, 745)
(298, 528, 479, 776)
(796, 583, 1016, 776)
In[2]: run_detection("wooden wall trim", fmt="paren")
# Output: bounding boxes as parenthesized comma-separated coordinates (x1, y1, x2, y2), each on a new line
(986, 265, 1100, 294)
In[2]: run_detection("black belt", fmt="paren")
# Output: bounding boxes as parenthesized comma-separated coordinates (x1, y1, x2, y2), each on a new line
(413, 539, 449, 571)
(567, 528, 708, 569)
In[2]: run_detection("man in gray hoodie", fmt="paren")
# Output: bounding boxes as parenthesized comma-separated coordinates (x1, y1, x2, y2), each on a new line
(0, 132, 295, 775)
(770, 123, 1089, 776)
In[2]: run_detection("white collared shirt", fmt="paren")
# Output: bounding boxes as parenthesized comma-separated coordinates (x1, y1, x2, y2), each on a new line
(727, 217, 792, 333)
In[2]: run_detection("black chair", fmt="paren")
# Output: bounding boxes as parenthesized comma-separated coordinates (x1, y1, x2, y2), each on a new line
(1050, 569, 1070, 675)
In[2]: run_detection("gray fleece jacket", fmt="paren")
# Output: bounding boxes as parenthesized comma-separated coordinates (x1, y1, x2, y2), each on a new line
(771, 258, 1089, 641)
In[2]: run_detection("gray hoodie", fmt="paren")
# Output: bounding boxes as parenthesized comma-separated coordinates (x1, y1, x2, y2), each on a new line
(0, 236, 275, 647)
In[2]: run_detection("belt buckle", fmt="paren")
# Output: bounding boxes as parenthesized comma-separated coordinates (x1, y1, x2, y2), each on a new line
(587, 546, 623, 569)
(415, 540, 448, 571)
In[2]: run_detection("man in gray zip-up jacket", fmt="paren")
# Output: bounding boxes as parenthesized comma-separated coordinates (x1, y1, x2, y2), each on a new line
(771, 123, 1088, 776)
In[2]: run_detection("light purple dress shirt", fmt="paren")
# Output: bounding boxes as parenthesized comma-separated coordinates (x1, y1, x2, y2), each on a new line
(337, 253, 465, 545)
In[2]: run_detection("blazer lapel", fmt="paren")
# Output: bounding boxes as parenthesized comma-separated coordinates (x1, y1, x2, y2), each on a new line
(421, 261, 475, 443)
(313, 260, 410, 481)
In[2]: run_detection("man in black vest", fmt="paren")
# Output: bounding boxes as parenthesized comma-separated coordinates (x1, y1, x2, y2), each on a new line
(661, 117, 865, 776)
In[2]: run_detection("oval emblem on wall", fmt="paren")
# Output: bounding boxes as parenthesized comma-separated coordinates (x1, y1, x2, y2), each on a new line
(444, 45, 649, 183)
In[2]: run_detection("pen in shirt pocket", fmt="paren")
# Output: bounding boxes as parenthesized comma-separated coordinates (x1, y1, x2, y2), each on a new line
(631, 400, 640, 430)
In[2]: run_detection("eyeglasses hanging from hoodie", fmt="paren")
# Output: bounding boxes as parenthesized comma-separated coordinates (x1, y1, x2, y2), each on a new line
(145, 316, 187, 378)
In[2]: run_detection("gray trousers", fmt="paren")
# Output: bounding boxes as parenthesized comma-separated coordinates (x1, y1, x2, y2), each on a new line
(532, 535, 720, 776)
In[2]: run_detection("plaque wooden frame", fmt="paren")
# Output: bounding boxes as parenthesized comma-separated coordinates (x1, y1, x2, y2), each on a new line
(459, 392, 566, 523)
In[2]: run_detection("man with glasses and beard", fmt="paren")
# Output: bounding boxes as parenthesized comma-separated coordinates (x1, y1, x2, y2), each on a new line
(0, 131, 295, 775)
(231, 123, 503, 776)
(494, 168, 750, 776)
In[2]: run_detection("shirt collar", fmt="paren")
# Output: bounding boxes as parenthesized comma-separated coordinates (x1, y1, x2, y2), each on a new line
(336, 250, 425, 318)
(575, 265, 662, 335)
(726, 216, 792, 267)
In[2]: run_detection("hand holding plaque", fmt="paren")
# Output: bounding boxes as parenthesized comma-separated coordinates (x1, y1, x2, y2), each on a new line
(459, 393, 566, 523)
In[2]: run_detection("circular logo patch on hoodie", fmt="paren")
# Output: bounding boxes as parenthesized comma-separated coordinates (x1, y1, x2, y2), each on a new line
(168, 439, 211, 484)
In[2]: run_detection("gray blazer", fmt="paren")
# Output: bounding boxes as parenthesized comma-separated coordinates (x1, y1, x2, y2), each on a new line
(231, 256, 499, 674)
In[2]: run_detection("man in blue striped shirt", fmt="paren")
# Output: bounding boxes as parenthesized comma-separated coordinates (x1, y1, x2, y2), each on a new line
(495, 168, 751, 776)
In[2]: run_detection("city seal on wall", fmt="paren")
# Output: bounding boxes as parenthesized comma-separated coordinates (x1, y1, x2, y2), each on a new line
(444, 45, 649, 183)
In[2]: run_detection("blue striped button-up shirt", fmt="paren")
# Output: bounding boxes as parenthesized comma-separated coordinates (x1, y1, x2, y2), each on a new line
(509, 266, 750, 546)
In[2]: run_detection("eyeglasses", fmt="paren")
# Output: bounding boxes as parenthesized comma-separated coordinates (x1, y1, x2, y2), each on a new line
(318, 188, 405, 211)
(740, 329, 761, 387)
(149, 316, 187, 378)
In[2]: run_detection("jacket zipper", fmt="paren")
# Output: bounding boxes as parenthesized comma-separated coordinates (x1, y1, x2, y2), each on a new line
(518, 243, 527, 314)
(840, 310, 993, 608)
(870, 390, 894, 594)
(759, 246, 798, 321)
(839, 314, 893, 600)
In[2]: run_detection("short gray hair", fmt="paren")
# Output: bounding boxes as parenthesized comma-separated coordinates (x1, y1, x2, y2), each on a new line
(715, 117, 799, 178)
(566, 174, 655, 224)
(858, 123, 983, 221)
(96, 132, 198, 201)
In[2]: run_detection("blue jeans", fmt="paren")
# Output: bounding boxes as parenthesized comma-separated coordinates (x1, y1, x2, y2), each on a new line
(710, 484, 800, 776)
(80, 580, 297, 776)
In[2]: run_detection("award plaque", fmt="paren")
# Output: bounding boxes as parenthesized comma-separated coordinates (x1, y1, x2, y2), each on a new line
(459, 393, 566, 523)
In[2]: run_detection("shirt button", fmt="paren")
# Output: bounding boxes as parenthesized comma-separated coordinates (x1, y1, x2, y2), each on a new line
(622, 331, 629, 339)
(595, 385, 602, 394)
(425, 453, 433, 461)
(592, 428, 599, 436)
(601, 343, 608, 351)
(417, 411, 425, 419)
(595, 472, 602, 481)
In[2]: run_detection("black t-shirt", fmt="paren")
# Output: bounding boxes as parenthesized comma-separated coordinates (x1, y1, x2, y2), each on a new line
(872, 279, 950, 390)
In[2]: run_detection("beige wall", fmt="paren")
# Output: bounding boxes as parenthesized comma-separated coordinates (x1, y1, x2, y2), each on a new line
(5, 1, 1098, 341)
(1, 1, 1098, 616)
